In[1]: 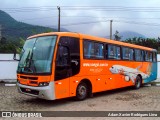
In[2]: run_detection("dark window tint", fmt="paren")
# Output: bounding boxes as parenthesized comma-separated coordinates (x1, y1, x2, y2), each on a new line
(84, 41, 94, 58)
(56, 46, 70, 66)
(59, 37, 80, 54)
(123, 48, 134, 60)
(145, 51, 153, 62)
(55, 46, 71, 80)
(55, 37, 80, 80)
(108, 45, 121, 59)
(135, 49, 143, 61)
(94, 43, 104, 59)
(153, 52, 157, 62)
(83, 40, 104, 59)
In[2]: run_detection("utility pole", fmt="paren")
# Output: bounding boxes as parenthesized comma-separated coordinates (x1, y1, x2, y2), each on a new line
(57, 6, 60, 32)
(110, 20, 113, 40)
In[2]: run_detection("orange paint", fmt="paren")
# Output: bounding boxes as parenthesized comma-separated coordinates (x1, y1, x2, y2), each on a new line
(17, 32, 157, 100)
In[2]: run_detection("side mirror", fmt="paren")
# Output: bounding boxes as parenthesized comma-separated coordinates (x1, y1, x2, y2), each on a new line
(13, 49, 20, 61)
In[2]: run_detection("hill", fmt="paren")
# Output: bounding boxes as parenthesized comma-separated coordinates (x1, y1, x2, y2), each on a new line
(0, 10, 58, 40)
(119, 31, 146, 40)
(104, 31, 145, 40)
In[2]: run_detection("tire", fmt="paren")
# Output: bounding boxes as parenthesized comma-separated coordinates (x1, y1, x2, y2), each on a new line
(76, 82, 88, 100)
(134, 76, 142, 89)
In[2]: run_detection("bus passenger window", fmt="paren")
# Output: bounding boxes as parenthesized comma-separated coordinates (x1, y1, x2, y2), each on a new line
(116, 47, 121, 59)
(94, 43, 104, 59)
(108, 45, 121, 59)
(135, 49, 143, 61)
(83, 40, 104, 59)
(83, 41, 94, 58)
(122, 47, 129, 60)
(149, 53, 153, 62)
(145, 51, 152, 62)
(129, 49, 134, 60)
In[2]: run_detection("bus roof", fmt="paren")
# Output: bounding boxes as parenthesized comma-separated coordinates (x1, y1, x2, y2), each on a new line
(27, 32, 156, 52)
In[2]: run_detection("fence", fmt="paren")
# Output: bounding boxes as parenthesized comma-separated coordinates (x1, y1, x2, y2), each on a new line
(0, 54, 18, 82)
(157, 54, 160, 78)
(0, 54, 160, 82)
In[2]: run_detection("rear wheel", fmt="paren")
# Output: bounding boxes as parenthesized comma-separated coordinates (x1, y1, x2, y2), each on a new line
(76, 82, 88, 100)
(134, 76, 142, 89)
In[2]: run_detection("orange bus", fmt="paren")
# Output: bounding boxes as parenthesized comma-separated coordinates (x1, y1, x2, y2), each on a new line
(15, 32, 157, 100)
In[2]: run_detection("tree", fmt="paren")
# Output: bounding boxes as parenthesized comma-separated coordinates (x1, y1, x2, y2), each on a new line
(124, 37, 160, 53)
(0, 36, 25, 53)
(0, 37, 7, 44)
(113, 30, 122, 41)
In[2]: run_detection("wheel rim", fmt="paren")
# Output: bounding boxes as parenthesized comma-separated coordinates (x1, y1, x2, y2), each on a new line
(136, 78, 140, 88)
(78, 86, 86, 96)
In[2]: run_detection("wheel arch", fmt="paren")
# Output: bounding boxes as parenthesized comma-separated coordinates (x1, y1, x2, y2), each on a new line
(137, 74, 143, 84)
(134, 74, 142, 89)
(79, 79, 93, 97)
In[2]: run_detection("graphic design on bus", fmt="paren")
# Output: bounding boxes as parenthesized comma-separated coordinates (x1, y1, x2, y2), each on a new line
(109, 64, 151, 83)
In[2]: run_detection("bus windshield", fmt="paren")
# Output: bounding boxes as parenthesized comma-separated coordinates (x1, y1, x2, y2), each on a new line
(17, 36, 57, 74)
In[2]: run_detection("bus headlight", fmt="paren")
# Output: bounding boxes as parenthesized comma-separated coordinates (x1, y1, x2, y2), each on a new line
(39, 82, 49, 87)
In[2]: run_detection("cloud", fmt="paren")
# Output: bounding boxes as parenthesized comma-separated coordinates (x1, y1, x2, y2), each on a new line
(0, 0, 160, 38)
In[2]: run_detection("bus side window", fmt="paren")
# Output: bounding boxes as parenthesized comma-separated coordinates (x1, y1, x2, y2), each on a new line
(56, 46, 70, 66)
(108, 45, 115, 59)
(94, 43, 104, 59)
(55, 46, 71, 81)
(129, 49, 134, 60)
(83, 41, 94, 59)
(145, 51, 152, 62)
(149, 52, 153, 62)
(105, 44, 108, 59)
(108, 45, 121, 60)
(122, 47, 130, 60)
(116, 46, 121, 59)
(135, 49, 143, 61)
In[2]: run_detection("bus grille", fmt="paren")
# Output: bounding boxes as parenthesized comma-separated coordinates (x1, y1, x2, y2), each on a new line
(20, 76, 38, 80)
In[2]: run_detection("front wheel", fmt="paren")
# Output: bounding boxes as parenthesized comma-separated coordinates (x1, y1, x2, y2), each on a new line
(134, 76, 142, 89)
(76, 82, 88, 100)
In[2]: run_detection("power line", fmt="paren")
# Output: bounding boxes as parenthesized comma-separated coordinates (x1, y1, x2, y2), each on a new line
(1, 15, 159, 23)
(60, 20, 110, 26)
(3, 6, 160, 13)
(114, 20, 160, 27)
(2, 20, 111, 32)
(2, 19, 160, 32)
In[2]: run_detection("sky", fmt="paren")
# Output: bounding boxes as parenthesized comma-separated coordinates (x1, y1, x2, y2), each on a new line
(1, 0, 160, 38)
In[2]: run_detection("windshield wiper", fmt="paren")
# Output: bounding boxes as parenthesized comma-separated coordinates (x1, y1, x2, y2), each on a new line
(28, 52, 37, 73)
(21, 50, 36, 73)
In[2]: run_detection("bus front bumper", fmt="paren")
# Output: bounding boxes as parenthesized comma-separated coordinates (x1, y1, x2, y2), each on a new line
(17, 81, 55, 100)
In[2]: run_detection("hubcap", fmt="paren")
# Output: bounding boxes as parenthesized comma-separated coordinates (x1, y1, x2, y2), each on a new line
(79, 86, 86, 96)
(136, 79, 140, 88)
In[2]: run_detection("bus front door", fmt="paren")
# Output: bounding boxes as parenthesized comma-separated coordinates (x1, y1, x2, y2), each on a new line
(54, 46, 71, 99)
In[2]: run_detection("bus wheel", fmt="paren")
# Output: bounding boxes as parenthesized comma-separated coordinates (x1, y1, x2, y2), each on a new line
(134, 75, 142, 89)
(76, 82, 88, 100)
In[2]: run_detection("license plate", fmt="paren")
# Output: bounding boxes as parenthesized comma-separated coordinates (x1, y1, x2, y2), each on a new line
(26, 88, 31, 92)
